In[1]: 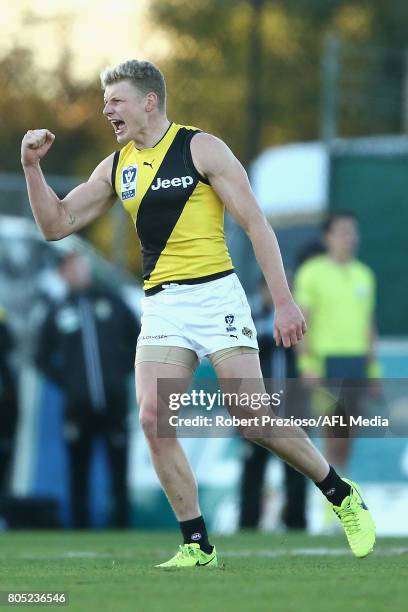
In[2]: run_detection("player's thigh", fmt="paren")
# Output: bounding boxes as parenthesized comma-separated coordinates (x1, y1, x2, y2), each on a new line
(135, 361, 193, 400)
(136, 361, 194, 438)
(211, 347, 264, 380)
(211, 348, 272, 425)
(135, 346, 197, 426)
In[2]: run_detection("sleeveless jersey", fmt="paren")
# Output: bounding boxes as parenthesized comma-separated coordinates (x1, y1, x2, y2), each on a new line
(111, 122, 233, 293)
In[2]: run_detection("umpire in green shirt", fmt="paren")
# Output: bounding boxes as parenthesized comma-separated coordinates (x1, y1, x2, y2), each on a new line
(294, 211, 380, 473)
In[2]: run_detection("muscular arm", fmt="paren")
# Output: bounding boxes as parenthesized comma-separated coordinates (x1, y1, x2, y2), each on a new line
(191, 132, 306, 347)
(21, 129, 116, 240)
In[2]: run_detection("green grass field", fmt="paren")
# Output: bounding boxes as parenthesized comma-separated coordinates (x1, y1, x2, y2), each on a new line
(0, 531, 407, 611)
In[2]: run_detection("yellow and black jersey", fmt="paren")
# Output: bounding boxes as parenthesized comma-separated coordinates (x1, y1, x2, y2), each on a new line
(111, 122, 233, 294)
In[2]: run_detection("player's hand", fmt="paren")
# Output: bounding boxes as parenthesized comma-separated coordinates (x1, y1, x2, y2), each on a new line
(274, 299, 307, 348)
(21, 129, 55, 167)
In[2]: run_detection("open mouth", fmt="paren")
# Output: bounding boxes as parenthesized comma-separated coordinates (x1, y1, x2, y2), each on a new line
(111, 120, 126, 135)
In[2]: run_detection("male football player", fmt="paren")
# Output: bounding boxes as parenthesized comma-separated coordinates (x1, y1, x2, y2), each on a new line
(21, 60, 375, 566)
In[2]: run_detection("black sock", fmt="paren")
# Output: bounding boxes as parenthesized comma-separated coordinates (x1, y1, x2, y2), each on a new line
(179, 515, 213, 554)
(314, 466, 352, 507)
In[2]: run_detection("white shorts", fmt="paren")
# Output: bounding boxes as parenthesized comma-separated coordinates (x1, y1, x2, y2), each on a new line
(137, 273, 258, 361)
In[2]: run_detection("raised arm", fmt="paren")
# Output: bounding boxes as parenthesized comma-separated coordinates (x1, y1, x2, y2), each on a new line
(21, 129, 116, 241)
(190, 132, 306, 348)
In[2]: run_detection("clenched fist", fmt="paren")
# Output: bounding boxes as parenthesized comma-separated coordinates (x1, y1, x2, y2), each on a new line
(21, 129, 55, 167)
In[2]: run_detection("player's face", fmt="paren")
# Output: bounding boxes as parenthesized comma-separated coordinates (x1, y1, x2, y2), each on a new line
(103, 80, 147, 144)
(325, 218, 359, 259)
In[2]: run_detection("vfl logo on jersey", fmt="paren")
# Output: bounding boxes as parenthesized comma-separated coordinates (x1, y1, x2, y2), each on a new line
(151, 176, 193, 191)
(121, 165, 138, 200)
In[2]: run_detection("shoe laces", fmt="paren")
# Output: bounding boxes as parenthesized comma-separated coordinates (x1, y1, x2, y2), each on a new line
(334, 498, 361, 535)
(177, 544, 198, 558)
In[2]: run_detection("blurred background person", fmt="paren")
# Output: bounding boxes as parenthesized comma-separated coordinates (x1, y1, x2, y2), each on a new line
(35, 252, 140, 528)
(239, 280, 307, 531)
(0, 304, 18, 493)
(294, 211, 381, 528)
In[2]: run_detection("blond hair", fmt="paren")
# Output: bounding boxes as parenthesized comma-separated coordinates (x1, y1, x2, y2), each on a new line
(100, 60, 166, 112)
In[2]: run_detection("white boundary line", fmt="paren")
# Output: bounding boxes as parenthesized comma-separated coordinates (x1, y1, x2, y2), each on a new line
(7, 547, 408, 560)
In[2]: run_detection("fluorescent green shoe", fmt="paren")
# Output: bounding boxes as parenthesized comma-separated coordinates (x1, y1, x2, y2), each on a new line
(321, 498, 342, 534)
(155, 543, 218, 568)
(332, 479, 376, 558)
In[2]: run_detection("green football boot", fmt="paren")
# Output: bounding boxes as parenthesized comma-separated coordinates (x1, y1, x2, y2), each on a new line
(332, 479, 376, 558)
(155, 543, 218, 568)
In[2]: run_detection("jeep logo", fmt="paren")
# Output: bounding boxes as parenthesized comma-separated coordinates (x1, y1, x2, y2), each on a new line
(151, 176, 193, 190)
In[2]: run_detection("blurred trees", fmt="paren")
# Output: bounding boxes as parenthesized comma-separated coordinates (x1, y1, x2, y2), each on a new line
(0, 46, 112, 177)
(3, 1, 408, 174)
(150, 0, 408, 162)
(149, 0, 339, 164)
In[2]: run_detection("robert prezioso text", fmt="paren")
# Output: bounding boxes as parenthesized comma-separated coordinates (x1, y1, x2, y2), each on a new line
(168, 415, 389, 428)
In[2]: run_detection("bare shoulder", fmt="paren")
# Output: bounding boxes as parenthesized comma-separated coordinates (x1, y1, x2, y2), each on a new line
(190, 132, 236, 177)
(191, 132, 231, 157)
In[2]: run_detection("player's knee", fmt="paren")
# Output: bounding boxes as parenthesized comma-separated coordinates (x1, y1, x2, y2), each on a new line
(139, 410, 178, 455)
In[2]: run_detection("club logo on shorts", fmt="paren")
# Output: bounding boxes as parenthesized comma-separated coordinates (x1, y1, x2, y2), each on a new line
(121, 165, 138, 200)
(242, 327, 253, 339)
(225, 314, 237, 333)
